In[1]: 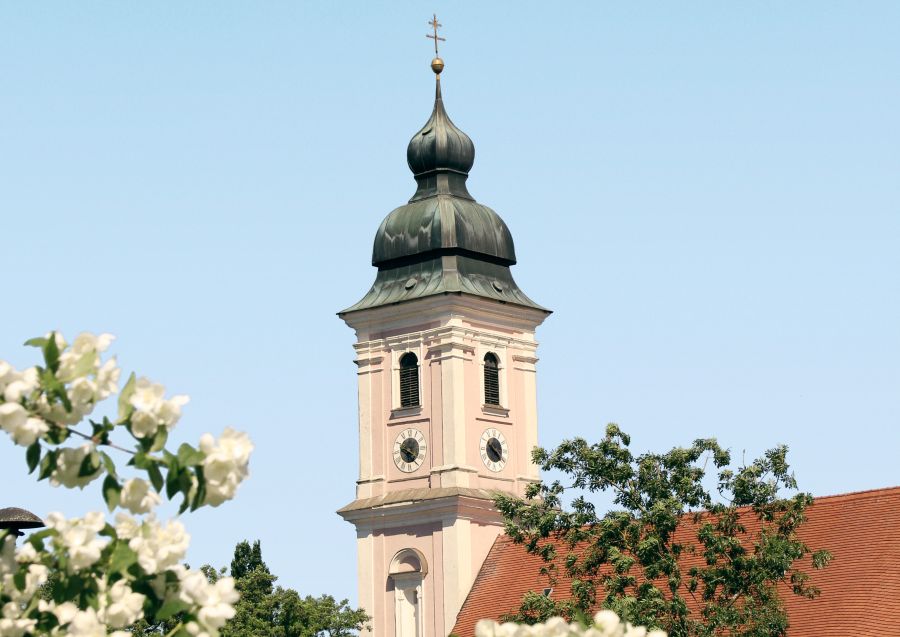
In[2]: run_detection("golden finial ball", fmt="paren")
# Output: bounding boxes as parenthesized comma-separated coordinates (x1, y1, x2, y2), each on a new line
(431, 57, 444, 75)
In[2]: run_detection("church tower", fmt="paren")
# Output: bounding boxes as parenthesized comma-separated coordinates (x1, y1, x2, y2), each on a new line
(337, 49, 550, 637)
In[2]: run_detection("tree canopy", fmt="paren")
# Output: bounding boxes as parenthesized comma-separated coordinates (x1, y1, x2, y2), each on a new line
(494, 424, 831, 637)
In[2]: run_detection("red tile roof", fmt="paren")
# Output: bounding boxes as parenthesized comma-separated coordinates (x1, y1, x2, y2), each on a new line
(453, 487, 900, 637)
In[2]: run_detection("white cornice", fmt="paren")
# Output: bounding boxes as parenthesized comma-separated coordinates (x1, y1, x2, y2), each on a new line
(353, 325, 540, 360)
(337, 489, 505, 530)
(342, 294, 549, 334)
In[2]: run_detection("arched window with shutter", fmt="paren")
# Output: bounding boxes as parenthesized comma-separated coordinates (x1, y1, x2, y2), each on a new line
(483, 352, 500, 406)
(399, 353, 420, 407)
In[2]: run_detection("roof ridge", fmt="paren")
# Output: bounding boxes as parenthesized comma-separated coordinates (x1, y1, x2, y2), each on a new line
(805, 485, 900, 503)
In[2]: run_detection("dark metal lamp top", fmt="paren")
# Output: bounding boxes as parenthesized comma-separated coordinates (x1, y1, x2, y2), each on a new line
(0, 507, 45, 533)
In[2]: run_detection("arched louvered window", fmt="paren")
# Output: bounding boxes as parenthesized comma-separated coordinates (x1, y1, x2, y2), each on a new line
(484, 353, 500, 406)
(399, 353, 420, 407)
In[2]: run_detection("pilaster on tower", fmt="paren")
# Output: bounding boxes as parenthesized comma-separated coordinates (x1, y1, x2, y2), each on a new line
(337, 49, 550, 637)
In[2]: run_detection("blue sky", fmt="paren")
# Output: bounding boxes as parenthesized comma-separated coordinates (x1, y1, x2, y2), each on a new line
(1, 2, 898, 603)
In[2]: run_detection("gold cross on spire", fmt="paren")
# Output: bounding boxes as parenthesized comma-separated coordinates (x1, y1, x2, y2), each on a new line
(426, 14, 445, 56)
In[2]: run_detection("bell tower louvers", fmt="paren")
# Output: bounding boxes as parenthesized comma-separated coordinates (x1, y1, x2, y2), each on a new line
(337, 53, 550, 637)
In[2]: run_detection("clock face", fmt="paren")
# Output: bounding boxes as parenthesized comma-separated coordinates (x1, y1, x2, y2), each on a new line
(480, 428, 509, 472)
(393, 428, 427, 473)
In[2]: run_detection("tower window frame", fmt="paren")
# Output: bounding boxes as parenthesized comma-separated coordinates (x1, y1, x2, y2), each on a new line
(483, 352, 501, 406)
(398, 352, 420, 408)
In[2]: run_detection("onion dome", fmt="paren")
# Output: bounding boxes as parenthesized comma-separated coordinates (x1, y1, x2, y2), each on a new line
(407, 80, 475, 178)
(341, 60, 547, 316)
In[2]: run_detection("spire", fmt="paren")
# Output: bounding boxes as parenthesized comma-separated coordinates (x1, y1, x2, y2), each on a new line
(338, 18, 548, 317)
(406, 44, 475, 201)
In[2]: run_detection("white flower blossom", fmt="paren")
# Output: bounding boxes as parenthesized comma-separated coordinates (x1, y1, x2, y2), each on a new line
(52, 601, 79, 626)
(0, 617, 37, 637)
(96, 357, 121, 400)
(120, 478, 160, 515)
(68, 377, 97, 407)
(50, 444, 103, 489)
(128, 516, 190, 574)
(199, 428, 253, 506)
(0, 404, 46, 446)
(474, 612, 666, 637)
(114, 512, 140, 540)
(62, 607, 108, 637)
(1, 366, 39, 404)
(178, 569, 238, 634)
(47, 511, 108, 572)
(0, 361, 12, 386)
(14, 544, 37, 565)
(129, 378, 189, 438)
(100, 579, 145, 628)
(57, 332, 114, 383)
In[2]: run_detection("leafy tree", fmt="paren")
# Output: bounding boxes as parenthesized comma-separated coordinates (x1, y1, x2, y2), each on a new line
(230, 540, 270, 581)
(151, 540, 370, 637)
(495, 424, 832, 637)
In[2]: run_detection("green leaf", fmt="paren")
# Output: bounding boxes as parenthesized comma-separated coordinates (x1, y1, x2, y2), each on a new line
(26, 529, 53, 547)
(191, 467, 207, 511)
(44, 423, 69, 445)
(38, 450, 57, 481)
(150, 426, 169, 453)
(24, 336, 48, 348)
(108, 542, 138, 574)
(100, 451, 118, 479)
(13, 570, 26, 591)
(133, 451, 153, 470)
(40, 368, 72, 413)
(166, 461, 182, 499)
(26, 442, 41, 474)
(177, 443, 205, 467)
(103, 475, 121, 512)
(117, 372, 137, 423)
(67, 352, 97, 381)
(44, 332, 61, 373)
(147, 463, 164, 493)
(155, 598, 191, 621)
(77, 451, 100, 478)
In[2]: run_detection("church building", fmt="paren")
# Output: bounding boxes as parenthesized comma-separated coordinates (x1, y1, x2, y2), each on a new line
(336, 49, 549, 637)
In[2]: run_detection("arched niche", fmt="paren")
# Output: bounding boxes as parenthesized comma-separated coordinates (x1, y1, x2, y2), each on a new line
(389, 548, 427, 637)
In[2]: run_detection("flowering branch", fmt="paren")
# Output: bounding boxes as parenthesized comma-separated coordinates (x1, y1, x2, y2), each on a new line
(0, 331, 254, 637)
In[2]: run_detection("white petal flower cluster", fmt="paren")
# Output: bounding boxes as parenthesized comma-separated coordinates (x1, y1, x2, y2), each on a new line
(47, 602, 130, 637)
(0, 361, 39, 405)
(50, 444, 103, 489)
(0, 360, 45, 448)
(116, 513, 190, 574)
(98, 579, 146, 629)
(47, 511, 108, 572)
(0, 332, 251, 637)
(0, 615, 37, 637)
(120, 478, 161, 514)
(29, 332, 122, 427)
(0, 537, 48, 636)
(0, 402, 48, 447)
(199, 428, 254, 506)
(476, 611, 666, 637)
(129, 377, 190, 438)
(176, 568, 240, 637)
(57, 333, 115, 378)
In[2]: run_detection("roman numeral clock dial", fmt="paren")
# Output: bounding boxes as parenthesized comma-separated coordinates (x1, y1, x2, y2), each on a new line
(479, 428, 509, 472)
(393, 428, 427, 473)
